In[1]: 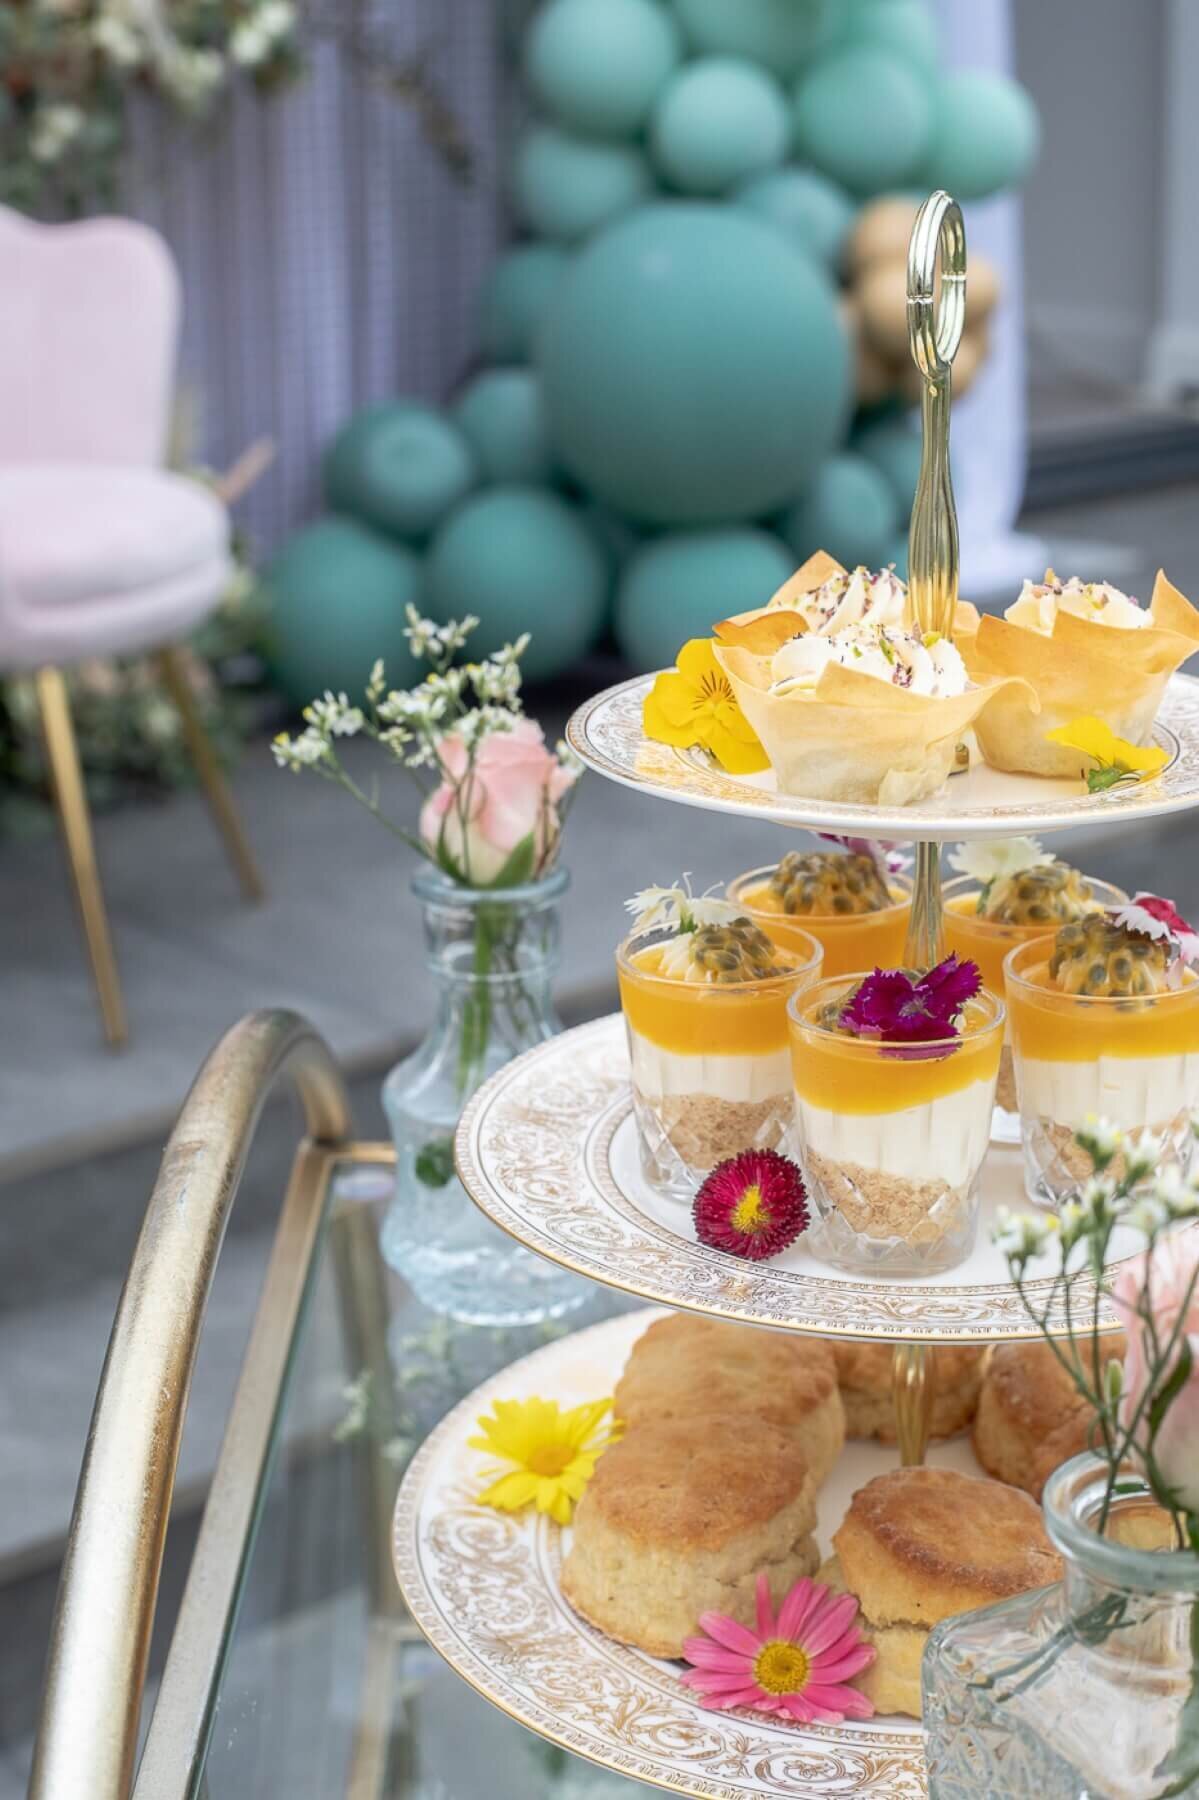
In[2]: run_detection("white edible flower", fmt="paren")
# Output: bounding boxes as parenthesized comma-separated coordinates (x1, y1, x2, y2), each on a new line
(625, 878, 737, 936)
(404, 605, 441, 659)
(1076, 1174, 1117, 1228)
(1124, 1195, 1171, 1237)
(947, 836, 1056, 887)
(230, 19, 270, 66)
(1152, 1165, 1199, 1220)
(272, 729, 328, 770)
(303, 692, 364, 737)
(993, 1206, 1058, 1260)
(257, 0, 297, 39)
(29, 103, 85, 164)
(1076, 1116, 1125, 1163)
(366, 660, 386, 704)
(93, 15, 145, 68)
(1122, 1130, 1165, 1184)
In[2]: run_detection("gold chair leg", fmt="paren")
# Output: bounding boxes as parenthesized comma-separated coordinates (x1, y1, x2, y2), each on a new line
(35, 667, 128, 1048)
(155, 645, 265, 903)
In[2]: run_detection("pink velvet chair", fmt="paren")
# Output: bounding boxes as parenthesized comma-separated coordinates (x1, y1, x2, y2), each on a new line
(0, 206, 263, 1046)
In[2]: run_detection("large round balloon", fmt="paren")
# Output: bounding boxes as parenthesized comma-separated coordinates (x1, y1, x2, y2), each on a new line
(671, 0, 832, 79)
(853, 413, 923, 517)
(453, 369, 553, 485)
(511, 123, 653, 242)
(266, 517, 421, 707)
(735, 166, 855, 269)
(793, 46, 932, 196)
(615, 528, 794, 671)
(539, 204, 850, 525)
(525, 0, 681, 138)
(650, 58, 789, 195)
(924, 70, 1041, 201)
(323, 404, 476, 542)
(478, 244, 569, 363)
(781, 452, 899, 569)
(424, 487, 609, 684)
(844, 0, 939, 77)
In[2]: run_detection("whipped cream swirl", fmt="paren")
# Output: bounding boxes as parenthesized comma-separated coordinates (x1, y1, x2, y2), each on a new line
(770, 622, 969, 698)
(1006, 569, 1147, 634)
(771, 564, 908, 636)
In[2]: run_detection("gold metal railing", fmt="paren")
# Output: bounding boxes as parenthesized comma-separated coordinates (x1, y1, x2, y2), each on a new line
(28, 1010, 353, 1800)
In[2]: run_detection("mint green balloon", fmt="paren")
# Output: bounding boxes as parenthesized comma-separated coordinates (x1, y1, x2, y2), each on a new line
(525, 0, 681, 137)
(793, 46, 932, 195)
(539, 204, 850, 524)
(424, 487, 608, 683)
(651, 57, 789, 195)
(736, 166, 855, 268)
(512, 124, 653, 242)
(266, 518, 421, 707)
(781, 452, 899, 568)
(479, 245, 569, 362)
(323, 404, 476, 542)
(615, 528, 794, 670)
(925, 70, 1041, 200)
(672, 0, 833, 77)
(853, 414, 922, 518)
(453, 369, 553, 485)
(845, 0, 938, 77)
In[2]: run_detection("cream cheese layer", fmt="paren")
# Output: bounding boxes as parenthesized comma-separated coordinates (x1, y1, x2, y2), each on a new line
(627, 1027, 789, 1103)
(794, 1079, 996, 1189)
(1015, 1052, 1199, 1130)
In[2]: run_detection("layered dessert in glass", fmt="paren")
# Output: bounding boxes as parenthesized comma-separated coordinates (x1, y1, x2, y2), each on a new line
(942, 839, 1126, 1138)
(1006, 899, 1199, 1207)
(618, 886, 822, 1203)
(727, 844, 911, 981)
(788, 960, 1003, 1273)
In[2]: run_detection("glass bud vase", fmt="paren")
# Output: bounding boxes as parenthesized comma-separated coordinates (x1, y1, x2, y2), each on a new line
(381, 865, 588, 1325)
(924, 1453, 1199, 1800)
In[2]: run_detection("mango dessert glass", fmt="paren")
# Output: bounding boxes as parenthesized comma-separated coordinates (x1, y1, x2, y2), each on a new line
(727, 851, 912, 981)
(788, 978, 1004, 1274)
(617, 919, 822, 1203)
(1006, 931, 1199, 1209)
(943, 870, 1127, 1138)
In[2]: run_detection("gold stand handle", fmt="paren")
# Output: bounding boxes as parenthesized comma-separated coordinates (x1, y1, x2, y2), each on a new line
(892, 1342, 936, 1466)
(902, 189, 967, 973)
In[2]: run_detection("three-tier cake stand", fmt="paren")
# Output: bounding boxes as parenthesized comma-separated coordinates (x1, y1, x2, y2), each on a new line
(393, 194, 1199, 1797)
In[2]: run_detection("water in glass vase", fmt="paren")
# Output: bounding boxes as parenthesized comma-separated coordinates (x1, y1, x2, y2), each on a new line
(381, 866, 588, 1325)
(924, 1455, 1199, 1800)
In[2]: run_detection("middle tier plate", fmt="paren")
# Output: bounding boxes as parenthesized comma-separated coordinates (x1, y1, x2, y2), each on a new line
(455, 1014, 1133, 1344)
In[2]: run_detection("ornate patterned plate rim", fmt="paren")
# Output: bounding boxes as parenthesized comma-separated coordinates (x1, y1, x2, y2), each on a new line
(393, 1310, 930, 1800)
(565, 669, 1199, 841)
(455, 1014, 1128, 1344)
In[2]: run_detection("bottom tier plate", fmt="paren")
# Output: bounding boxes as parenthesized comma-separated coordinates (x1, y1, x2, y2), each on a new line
(395, 1309, 997, 1800)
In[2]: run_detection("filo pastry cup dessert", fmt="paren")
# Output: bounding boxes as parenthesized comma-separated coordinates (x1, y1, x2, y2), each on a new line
(728, 844, 911, 981)
(955, 569, 1199, 780)
(617, 884, 821, 1203)
(788, 960, 1003, 1274)
(713, 553, 1031, 806)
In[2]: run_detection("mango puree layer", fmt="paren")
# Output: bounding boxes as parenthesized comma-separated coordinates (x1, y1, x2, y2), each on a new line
(618, 944, 804, 1056)
(738, 879, 910, 981)
(789, 995, 1003, 1115)
(1007, 961, 1199, 1062)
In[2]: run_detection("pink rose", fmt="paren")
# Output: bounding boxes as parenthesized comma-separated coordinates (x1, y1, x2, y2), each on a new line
(1111, 1232, 1199, 1513)
(419, 718, 577, 887)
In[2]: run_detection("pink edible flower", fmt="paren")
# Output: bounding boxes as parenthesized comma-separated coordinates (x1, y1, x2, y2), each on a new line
(680, 1573, 876, 1724)
(1113, 893, 1199, 968)
(839, 954, 982, 1055)
(692, 1149, 809, 1261)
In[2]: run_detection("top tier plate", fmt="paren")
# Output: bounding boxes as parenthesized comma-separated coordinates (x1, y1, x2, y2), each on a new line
(566, 669, 1199, 841)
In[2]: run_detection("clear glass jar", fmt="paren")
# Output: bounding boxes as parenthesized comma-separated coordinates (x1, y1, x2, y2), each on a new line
(726, 864, 912, 981)
(1005, 936, 1199, 1209)
(381, 866, 588, 1324)
(787, 976, 1004, 1274)
(942, 873, 1127, 1143)
(924, 1453, 1199, 1799)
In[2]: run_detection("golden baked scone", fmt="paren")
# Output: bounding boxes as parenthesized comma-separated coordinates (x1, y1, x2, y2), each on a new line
(821, 1466, 1061, 1717)
(831, 1340, 985, 1443)
(615, 1314, 844, 1487)
(973, 1335, 1125, 1499)
(561, 1413, 819, 1659)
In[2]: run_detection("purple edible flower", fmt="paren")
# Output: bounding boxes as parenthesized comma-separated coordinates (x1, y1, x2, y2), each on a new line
(815, 833, 911, 879)
(839, 955, 983, 1060)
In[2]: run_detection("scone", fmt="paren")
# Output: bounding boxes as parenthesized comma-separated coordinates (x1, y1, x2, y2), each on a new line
(831, 1340, 985, 1444)
(616, 1314, 845, 1487)
(973, 1335, 1126, 1499)
(819, 1466, 1061, 1716)
(561, 1414, 819, 1658)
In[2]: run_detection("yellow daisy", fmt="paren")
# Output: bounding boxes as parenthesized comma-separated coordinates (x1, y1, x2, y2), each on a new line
(469, 1396, 621, 1526)
(1045, 716, 1170, 792)
(643, 638, 770, 776)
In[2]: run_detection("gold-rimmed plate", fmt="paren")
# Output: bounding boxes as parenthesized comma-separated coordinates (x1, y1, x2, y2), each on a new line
(565, 670, 1199, 842)
(395, 1309, 978, 1799)
(454, 1015, 1131, 1344)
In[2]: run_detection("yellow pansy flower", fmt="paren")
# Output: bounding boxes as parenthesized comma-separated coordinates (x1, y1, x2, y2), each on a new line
(1046, 717, 1170, 793)
(643, 638, 770, 776)
(469, 1396, 621, 1527)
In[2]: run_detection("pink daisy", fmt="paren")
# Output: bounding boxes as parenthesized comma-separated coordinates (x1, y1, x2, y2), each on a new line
(680, 1573, 876, 1725)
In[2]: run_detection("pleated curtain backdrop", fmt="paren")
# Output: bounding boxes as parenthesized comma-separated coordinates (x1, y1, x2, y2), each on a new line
(125, 7, 506, 553)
